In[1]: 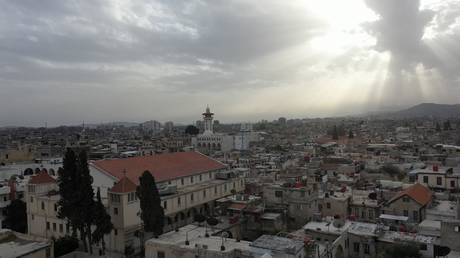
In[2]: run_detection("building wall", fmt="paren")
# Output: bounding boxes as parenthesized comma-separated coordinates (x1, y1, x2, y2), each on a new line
(441, 220, 460, 251)
(382, 197, 425, 223)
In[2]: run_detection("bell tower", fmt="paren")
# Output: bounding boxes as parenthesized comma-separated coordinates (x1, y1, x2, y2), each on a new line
(202, 105, 214, 134)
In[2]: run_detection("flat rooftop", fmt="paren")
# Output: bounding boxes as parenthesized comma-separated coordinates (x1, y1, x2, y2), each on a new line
(0, 230, 51, 258)
(250, 235, 304, 255)
(146, 225, 251, 253)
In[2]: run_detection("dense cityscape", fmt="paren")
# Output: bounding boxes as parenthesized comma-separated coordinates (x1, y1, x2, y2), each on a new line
(2, 0, 460, 257)
(1, 104, 460, 258)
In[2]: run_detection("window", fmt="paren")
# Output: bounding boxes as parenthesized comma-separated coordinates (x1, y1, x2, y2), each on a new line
(423, 176, 428, 183)
(403, 210, 408, 216)
(114, 208, 118, 215)
(177, 197, 181, 206)
(128, 192, 137, 202)
(114, 229, 118, 236)
(163, 201, 167, 210)
(413, 210, 419, 221)
(224, 184, 227, 192)
(455, 226, 460, 232)
(111, 194, 121, 203)
(403, 197, 410, 203)
(54, 204, 57, 212)
(203, 190, 206, 198)
(157, 251, 165, 258)
(31, 215, 34, 220)
(199, 174, 202, 181)
(275, 191, 283, 198)
(53, 223, 56, 231)
(301, 191, 305, 197)
(209, 172, 212, 179)
(46, 222, 50, 230)
(59, 224, 63, 233)
(181, 178, 184, 185)
(41, 202, 45, 210)
(66, 224, 70, 233)
(451, 180, 455, 188)
(437, 177, 442, 186)
(190, 193, 194, 202)
(191, 176, 194, 183)
(364, 243, 370, 254)
(30, 196, 33, 203)
(353, 243, 360, 252)
(326, 202, 331, 209)
(214, 186, 217, 194)
(420, 244, 427, 250)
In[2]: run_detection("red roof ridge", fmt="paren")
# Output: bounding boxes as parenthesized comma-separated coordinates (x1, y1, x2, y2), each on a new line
(29, 171, 56, 185)
(91, 151, 226, 185)
(388, 183, 432, 206)
(110, 176, 137, 193)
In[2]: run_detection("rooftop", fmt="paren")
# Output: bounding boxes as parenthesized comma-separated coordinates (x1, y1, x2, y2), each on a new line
(388, 183, 432, 206)
(250, 235, 304, 255)
(92, 151, 226, 184)
(0, 229, 51, 258)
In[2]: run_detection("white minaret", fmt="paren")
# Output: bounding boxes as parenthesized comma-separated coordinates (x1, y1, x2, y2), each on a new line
(202, 105, 214, 135)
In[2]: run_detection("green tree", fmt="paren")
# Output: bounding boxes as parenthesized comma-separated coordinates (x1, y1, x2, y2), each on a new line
(184, 125, 199, 135)
(378, 243, 421, 258)
(54, 236, 79, 257)
(92, 188, 113, 255)
(332, 125, 339, 140)
(348, 129, 354, 139)
(3, 199, 27, 233)
(57, 148, 96, 254)
(136, 171, 165, 237)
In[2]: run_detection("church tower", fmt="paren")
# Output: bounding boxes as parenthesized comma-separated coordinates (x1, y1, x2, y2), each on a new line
(202, 106, 214, 135)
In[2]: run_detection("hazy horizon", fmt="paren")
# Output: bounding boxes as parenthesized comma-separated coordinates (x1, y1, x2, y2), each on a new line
(1, 0, 460, 127)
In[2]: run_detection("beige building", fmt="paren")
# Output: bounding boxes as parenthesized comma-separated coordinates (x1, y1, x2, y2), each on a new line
(26, 151, 245, 258)
(381, 183, 432, 223)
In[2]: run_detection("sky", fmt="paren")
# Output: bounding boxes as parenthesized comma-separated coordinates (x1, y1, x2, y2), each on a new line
(1, 0, 460, 126)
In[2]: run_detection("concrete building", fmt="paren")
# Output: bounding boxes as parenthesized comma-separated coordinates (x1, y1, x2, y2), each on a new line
(381, 183, 432, 223)
(145, 225, 304, 258)
(0, 229, 53, 258)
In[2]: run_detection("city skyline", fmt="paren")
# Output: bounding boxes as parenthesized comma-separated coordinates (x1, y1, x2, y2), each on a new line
(1, 0, 460, 126)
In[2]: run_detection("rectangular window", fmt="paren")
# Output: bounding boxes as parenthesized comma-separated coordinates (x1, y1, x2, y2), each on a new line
(420, 244, 427, 250)
(275, 191, 283, 198)
(59, 224, 63, 233)
(190, 193, 194, 202)
(403, 210, 408, 216)
(209, 172, 212, 179)
(364, 243, 370, 254)
(403, 197, 410, 203)
(53, 223, 56, 231)
(114, 229, 118, 236)
(451, 180, 455, 188)
(114, 208, 118, 215)
(353, 243, 360, 253)
(178, 197, 181, 206)
(437, 177, 442, 186)
(46, 222, 50, 230)
(30, 196, 33, 203)
(423, 176, 428, 183)
(163, 201, 167, 210)
(326, 203, 331, 209)
(181, 178, 184, 185)
(413, 210, 419, 221)
(455, 226, 460, 232)
(41, 202, 45, 210)
(54, 204, 57, 211)
(203, 190, 206, 198)
(214, 186, 217, 194)
(199, 174, 202, 181)
(157, 251, 165, 258)
(191, 176, 194, 183)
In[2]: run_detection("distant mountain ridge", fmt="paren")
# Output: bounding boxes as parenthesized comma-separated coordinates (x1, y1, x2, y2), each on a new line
(390, 103, 460, 118)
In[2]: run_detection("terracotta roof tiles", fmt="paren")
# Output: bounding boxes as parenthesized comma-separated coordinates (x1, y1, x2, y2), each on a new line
(29, 171, 56, 185)
(388, 183, 432, 206)
(110, 176, 137, 193)
(91, 151, 226, 185)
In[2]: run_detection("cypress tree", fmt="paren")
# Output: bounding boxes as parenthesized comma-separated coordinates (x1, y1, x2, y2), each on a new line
(57, 149, 79, 236)
(136, 171, 164, 237)
(92, 188, 113, 255)
(77, 150, 96, 254)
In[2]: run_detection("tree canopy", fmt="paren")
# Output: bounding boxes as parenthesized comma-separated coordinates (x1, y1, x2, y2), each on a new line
(136, 170, 165, 236)
(3, 199, 27, 233)
(184, 125, 200, 135)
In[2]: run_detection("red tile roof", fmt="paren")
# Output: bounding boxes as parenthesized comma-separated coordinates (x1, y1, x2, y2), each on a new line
(228, 203, 247, 211)
(388, 183, 432, 206)
(110, 176, 137, 193)
(91, 151, 226, 184)
(29, 171, 56, 185)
